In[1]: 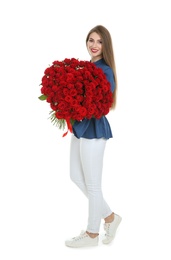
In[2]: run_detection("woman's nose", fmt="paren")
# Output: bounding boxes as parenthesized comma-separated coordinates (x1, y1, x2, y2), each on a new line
(91, 41, 97, 47)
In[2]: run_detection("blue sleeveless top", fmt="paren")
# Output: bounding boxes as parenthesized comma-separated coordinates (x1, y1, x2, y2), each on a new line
(72, 58, 115, 139)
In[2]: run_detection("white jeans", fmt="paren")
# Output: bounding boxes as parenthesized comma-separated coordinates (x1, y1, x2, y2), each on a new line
(70, 135, 112, 233)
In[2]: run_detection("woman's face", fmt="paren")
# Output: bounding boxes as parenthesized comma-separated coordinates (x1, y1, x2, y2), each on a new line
(87, 32, 103, 62)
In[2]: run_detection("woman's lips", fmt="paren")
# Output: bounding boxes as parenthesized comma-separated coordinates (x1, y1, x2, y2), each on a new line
(91, 48, 98, 53)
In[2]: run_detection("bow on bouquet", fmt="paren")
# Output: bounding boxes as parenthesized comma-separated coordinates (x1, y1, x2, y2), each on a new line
(38, 58, 113, 137)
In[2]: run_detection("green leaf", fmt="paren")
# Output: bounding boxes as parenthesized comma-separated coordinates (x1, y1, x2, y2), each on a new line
(48, 111, 66, 130)
(38, 94, 47, 100)
(70, 118, 75, 126)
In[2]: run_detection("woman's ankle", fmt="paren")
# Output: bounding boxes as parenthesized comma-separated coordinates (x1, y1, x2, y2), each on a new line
(104, 212, 114, 223)
(86, 231, 99, 238)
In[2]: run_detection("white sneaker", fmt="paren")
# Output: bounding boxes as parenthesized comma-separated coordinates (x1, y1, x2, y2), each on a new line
(102, 214, 122, 244)
(65, 230, 99, 248)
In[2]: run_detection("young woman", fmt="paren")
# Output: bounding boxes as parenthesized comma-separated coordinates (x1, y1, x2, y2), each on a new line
(65, 25, 121, 247)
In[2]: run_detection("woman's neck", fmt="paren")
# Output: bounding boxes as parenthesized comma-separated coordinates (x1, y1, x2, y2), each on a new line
(91, 56, 103, 63)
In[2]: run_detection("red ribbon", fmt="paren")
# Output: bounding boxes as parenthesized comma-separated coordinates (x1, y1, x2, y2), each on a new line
(62, 118, 73, 137)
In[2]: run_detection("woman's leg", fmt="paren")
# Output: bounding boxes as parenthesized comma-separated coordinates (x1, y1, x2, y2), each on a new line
(70, 135, 113, 232)
(70, 135, 88, 196)
(80, 138, 112, 233)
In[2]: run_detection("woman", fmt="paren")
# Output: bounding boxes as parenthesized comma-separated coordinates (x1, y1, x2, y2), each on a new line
(65, 25, 121, 247)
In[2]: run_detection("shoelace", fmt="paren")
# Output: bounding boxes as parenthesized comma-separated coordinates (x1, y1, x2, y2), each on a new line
(104, 223, 113, 237)
(72, 232, 88, 241)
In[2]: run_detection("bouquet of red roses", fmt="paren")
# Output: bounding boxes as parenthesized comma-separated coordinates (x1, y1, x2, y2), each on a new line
(38, 58, 113, 136)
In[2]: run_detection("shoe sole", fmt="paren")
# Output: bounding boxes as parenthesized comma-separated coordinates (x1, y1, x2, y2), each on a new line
(65, 243, 98, 248)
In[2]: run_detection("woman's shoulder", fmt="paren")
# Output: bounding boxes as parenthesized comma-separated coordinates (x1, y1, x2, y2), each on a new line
(95, 59, 115, 92)
(95, 59, 112, 73)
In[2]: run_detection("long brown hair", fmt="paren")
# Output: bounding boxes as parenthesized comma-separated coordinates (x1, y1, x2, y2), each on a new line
(86, 25, 118, 109)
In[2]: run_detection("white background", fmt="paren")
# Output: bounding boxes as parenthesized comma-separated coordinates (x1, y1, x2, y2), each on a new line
(0, 0, 171, 259)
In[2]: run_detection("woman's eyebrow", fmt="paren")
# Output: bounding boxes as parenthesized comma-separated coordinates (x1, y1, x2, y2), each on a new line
(89, 37, 102, 41)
